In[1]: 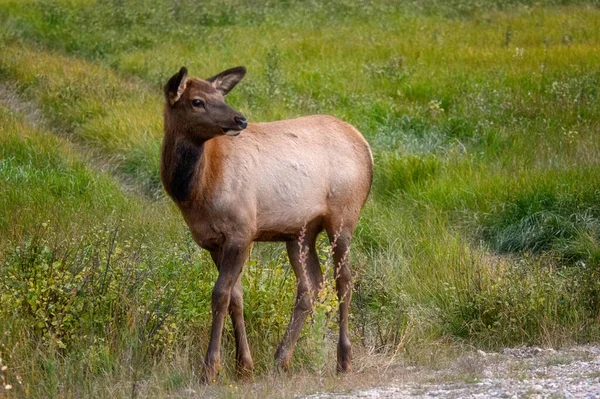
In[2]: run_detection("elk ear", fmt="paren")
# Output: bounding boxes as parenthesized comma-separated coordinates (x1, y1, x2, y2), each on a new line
(207, 66, 246, 95)
(165, 67, 188, 106)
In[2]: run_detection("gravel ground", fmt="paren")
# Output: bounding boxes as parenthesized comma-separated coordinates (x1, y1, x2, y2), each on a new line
(303, 346, 600, 399)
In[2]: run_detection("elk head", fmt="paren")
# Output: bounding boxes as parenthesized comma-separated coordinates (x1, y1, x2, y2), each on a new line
(164, 66, 248, 141)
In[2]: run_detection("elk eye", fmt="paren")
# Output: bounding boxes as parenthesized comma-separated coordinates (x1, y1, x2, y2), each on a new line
(192, 99, 205, 108)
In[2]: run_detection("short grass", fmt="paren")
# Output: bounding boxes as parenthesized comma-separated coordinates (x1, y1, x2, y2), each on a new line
(1, 0, 600, 397)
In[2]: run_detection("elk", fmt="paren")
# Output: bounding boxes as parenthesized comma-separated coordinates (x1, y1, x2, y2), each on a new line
(161, 66, 373, 381)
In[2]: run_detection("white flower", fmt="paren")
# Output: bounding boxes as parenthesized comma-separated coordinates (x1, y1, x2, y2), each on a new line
(513, 47, 525, 58)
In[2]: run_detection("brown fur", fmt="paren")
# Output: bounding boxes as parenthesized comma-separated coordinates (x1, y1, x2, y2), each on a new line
(161, 66, 373, 382)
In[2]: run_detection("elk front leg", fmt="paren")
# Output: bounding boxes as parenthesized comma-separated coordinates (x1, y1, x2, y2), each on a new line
(210, 250, 254, 378)
(229, 276, 253, 376)
(204, 242, 249, 383)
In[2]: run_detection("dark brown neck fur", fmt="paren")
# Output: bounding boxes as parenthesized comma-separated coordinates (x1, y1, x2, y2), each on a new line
(161, 129, 204, 203)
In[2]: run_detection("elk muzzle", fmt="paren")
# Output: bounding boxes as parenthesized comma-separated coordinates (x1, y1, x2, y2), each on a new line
(222, 114, 248, 136)
(234, 116, 248, 129)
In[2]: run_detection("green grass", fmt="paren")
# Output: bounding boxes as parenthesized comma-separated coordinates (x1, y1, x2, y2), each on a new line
(1, 0, 600, 397)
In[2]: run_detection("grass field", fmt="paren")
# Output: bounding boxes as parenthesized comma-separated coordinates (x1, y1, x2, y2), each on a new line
(1, 0, 600, 397)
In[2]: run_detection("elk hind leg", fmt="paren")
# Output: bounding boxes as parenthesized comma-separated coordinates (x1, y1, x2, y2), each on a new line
(275, 228, 323, 371)
(327, 225, 354, 373)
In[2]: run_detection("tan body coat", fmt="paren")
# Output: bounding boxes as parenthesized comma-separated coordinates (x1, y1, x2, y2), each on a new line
(167, 115, 372, 247)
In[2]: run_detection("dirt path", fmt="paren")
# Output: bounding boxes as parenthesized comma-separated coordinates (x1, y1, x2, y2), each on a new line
(0, 83, 156, 199)
(303, 346, 600, 398)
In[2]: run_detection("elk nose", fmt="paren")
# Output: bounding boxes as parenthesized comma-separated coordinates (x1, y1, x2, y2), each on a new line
(234, 116, 248, 129)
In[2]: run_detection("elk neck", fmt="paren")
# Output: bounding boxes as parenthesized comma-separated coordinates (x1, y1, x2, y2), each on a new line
(160, 126, 206, 203)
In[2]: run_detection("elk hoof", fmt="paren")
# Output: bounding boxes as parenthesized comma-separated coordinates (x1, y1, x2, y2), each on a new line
(336, 360, 352, 374)
(202, 361, 221, 384)
(274, 349, 291, 374)
(274, 361, 289, 375)
(236, 358, 254, 381)
(336, 342, 352, 373)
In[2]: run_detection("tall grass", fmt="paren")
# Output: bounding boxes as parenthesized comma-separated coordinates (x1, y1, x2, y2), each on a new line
(1, 0, 600, 397)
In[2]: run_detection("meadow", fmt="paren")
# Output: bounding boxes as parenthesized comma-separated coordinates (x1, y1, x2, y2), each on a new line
(0, 0, 599, 397)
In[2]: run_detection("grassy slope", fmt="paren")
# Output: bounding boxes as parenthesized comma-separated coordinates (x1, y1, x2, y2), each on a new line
(1, 0, 600, 397)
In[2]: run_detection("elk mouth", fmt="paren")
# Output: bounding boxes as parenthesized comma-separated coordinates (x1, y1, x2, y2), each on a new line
(221, 127, 244, 136)
(221, 116, 247, 136)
